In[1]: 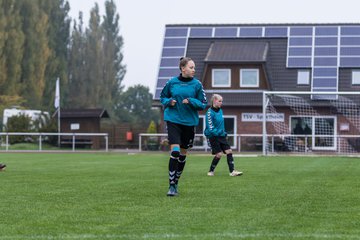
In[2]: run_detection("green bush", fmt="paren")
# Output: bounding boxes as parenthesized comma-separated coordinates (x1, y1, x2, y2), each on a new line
(6, 114, 33, 144)
(146, 120, 159, 150)
(5, 112, 58, 145)
(146, 120, 157, 133)
(36, 113, 58, 145)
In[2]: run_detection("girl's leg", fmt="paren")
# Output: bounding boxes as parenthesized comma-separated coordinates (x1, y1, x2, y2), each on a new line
(225, 149, 235, 173)
(167, 144, 180, 196)
(208, 152, 222, 175)
(174, 148, 187, 185)
(225, 149, 243, 176)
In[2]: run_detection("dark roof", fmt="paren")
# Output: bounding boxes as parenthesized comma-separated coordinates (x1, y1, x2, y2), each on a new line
(204, 41, 268, 63)
(54, 109, 109, 118)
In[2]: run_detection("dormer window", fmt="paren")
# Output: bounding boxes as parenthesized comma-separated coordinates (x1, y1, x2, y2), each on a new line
(297, 69, 310, 85)
(212, 69, 231, 87)
(240, 69, 259, 87)
(352, 70, 360, 85)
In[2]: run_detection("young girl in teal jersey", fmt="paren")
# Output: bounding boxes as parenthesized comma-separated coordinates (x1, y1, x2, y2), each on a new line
(160, 57, 207, 196)
(204, 94, 243, 177)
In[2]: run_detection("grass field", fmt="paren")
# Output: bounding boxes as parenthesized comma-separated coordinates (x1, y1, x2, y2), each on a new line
(0, 152, 360, 240)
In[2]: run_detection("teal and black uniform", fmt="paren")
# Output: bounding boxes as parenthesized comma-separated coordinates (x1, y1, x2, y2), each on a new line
(161, 73, 207, 196)
(204, 105, 236, 174)
(160, 74, 207, 127)
(204, 106, 231, 156)
(204, 107, 227, 138)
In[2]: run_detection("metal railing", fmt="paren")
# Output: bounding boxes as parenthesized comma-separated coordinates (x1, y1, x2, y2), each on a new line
(0, 132, 108, 152)
(139, 133, 360, 155)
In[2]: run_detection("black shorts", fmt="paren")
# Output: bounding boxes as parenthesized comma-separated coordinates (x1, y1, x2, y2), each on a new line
(166, 121, 195, 149)
(208, 136, 231, 155)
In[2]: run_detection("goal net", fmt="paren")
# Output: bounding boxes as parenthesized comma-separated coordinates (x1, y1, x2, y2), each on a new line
(262, 91, 360, 155)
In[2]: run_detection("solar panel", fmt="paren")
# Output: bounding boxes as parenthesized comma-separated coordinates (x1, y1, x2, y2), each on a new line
(312, 77, 337, 87)
(340, 57, 360, 67)
(287, 57, 312, 67)
(264, 27, 287, 37)
(165, 28, 188, 37)
(314, 57, 337, 67)
(156, 78, 170, 87)
(313, 67, 337, 77)
(161, 48, 185, 57)
(315, 47, 337, 56)
(341, 26, 360, 35)
(339, 26, 360, 68)
(315, 37, 338, 45)
(288, 47, 312, 56)
(163, 38, 187, 47)
(310, 26, 341, 96)
(289, 27, 312, 36)
(190, 28, 213, 37)
(158, 68, 179, 78)
(289, 37, 313, 46)
(154, 89, 162, 99)
(341, 37, 360, 45)
(160, 58, 181, 67)
(315, 27, 338, 36)
(340, 47, 360, 56)
(239, 27, 262, 37)
(214, 27, 237, 37)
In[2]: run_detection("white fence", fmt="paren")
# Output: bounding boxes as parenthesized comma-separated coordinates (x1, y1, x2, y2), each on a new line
(0, 132, 108, 152)
(139, 133, 360, 155)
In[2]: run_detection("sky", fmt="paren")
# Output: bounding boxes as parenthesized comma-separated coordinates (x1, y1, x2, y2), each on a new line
(67, 0, 359, 95)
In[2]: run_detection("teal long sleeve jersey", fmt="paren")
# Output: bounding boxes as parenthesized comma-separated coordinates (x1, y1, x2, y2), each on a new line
(204, 107, 227, 138)
(160, 75, 207, 126)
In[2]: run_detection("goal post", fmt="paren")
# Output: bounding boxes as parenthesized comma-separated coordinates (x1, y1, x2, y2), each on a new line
(262, 91, 360, 156)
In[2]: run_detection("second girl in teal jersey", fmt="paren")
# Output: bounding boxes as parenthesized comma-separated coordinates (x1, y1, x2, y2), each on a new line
(204, 94, 243, 177)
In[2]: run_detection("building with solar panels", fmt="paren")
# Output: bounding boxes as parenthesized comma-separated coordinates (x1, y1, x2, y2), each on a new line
(153, 24, 360, 154)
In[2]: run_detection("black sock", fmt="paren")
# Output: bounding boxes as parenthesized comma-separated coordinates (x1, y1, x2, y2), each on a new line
(175, 155, 186, 185)
(169, 157, 178, 186)
(227, 153, 235, 173)
(209, 156, 220, 172)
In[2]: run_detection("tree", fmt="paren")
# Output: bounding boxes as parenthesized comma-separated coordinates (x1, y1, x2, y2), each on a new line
(0, 0, 25, 116)
(0, 0, 71, 112)
(115, 85, 160, 125)
(101, 0, 126, 114)
(40, 0, 71, 110)
(20, 0, 51, 108)
(67, 13, 88, 107)
(66, 0, 126, 115)
(84, 4, 103, 108)
(0, 0, 24, 96)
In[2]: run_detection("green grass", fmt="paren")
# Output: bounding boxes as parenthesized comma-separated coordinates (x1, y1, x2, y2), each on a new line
(0, 153, 360, 240)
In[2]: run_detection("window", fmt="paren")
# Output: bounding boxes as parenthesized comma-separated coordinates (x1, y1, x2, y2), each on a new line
(291, 117, 312, 135)
(224, 116, 236, 148)
(240, 69, 259, 87)
(290, 116, 336, 151)
(194, 116, 206, 148)
(352, 70, 360, 85)
(297, 70, 310, 85)
(212, 69, 231, 87)
(314, 117, 336, 150)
